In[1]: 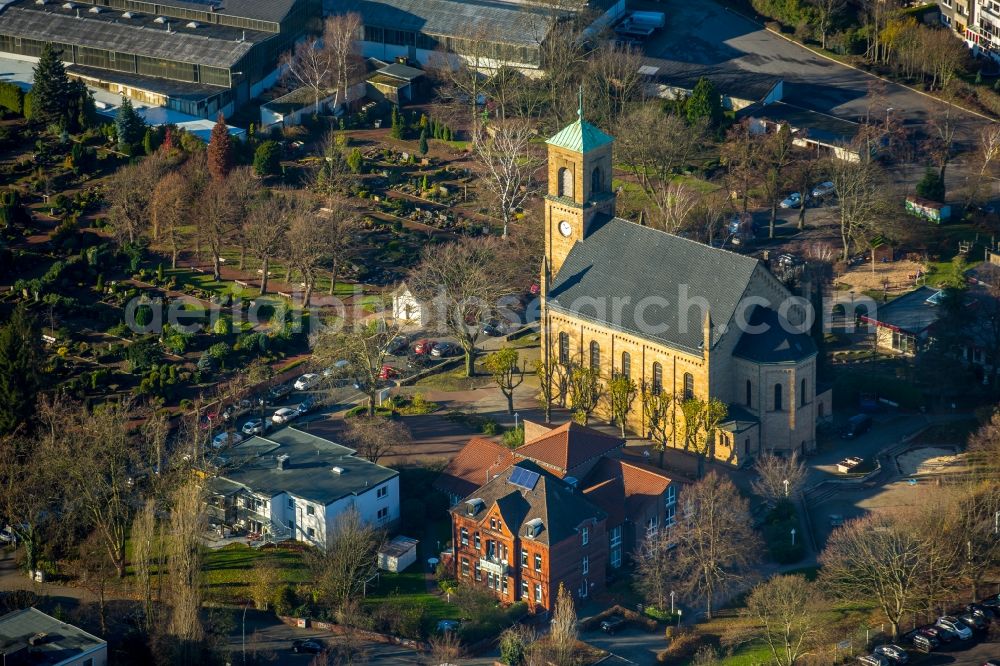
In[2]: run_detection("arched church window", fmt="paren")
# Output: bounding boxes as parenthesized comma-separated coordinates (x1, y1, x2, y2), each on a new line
(591, 166, 603, 194)
(558, 167, 573, 198)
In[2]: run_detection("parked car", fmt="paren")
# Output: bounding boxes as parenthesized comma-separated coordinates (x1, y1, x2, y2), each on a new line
(242, 418, 268, 436)
(297, 396, 317, 414)
(271, 407, 299, 425)
(379, 365, 399, 381)
(780, 192, 804, 208)
(267, 384, 292, 402)
(873, 644, 909, 664)
(858, 654, 889, 666)
(600, 616, 627, 634)
(811, 181, 835, 198)
(841, 413, 872, 439)
(981, 594, 1000, 609)
(959, 612, 986, 631)
(483, 321, 508, 337)
(966, 602, 996, 620)
(291, 639, 323, 654)
(293, 373, 320, 391)
(936, 616, 973, 640)
(919, 625, 952, 643)
(212, 431, 244, 448)
(904, 630, 936, 652)
(387, 336, 409, 355)
(431, 341, 458, 358)
(413, 339, 436, 355)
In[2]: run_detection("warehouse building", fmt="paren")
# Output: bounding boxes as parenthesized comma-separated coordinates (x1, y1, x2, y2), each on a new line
(0, 0, 320, 117)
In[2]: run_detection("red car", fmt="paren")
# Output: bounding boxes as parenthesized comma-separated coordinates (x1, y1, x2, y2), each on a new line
(413, 339, 435, 355)
(379, 365, 399, 380)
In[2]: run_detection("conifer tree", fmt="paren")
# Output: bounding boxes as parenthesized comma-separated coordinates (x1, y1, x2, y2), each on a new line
(30, 43, 70, 128)
(0, 305, 42, 435)
(418, 128, 428, 156)
(114, 96, 146, 154)
(207, 113, 233, 181)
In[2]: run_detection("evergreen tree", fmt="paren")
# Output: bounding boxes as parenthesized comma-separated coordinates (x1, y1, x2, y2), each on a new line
(418, 128, 428, 156)
(30, 43, 70, 128)
(685, 76, 723, 128)
(432, 119, 441, 140)
(390, 105, 404, 140)
(143, 128, 156, 155)
(0, 305, 42, 435)
(66, 80, 96, 133)
(915, 167, 946, 203)
(253, 140, 282, 176)
(346, 147, 363, 173)
(114, 96, 146, 154)
(443, 125, 453, 142)
(207, 112, 233, 181)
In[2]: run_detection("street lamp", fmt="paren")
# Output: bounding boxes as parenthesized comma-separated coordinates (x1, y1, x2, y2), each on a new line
(994, 510, 999, 535)
(676, 608, 682, 629)
(791, 528, 797, 547)
(242, 600, 251, 665)
(514, 412, 520, 431)
(783, 479, 789, 497)
(670, 590, 675, 615)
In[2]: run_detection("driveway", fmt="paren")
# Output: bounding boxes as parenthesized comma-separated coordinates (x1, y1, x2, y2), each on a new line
(580, 626, 664, 665)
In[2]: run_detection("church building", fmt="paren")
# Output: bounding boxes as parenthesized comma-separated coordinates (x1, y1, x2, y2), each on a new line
(539, 107, 832, 465)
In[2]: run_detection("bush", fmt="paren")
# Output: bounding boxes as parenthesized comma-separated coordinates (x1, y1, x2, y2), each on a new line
(273, 585, 297, 617)
(207, 341, 232, 360)
(253, 140, 282, 176)
(662, 628, 700, 661)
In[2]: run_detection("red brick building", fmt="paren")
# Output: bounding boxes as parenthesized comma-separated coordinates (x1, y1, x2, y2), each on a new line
(439, 422, 679, 609)
(449, 460, 607, 611)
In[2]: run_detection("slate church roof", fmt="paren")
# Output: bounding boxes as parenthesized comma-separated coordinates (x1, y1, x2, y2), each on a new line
(548, 217, 759, 353)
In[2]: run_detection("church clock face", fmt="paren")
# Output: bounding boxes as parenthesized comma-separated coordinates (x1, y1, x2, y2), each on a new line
(558, 220, 573, 237)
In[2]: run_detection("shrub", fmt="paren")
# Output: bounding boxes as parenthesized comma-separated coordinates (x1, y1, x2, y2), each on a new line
(481, 419, 499, 435)
(207, 342, 232, 360)
(662, 628, 700, 661)
(273, 585, 297, 617)
(253, 140, 282, 176)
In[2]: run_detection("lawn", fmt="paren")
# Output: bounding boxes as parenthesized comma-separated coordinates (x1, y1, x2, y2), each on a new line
(202, 543, 311, 604)
(361, 567, 455, 630)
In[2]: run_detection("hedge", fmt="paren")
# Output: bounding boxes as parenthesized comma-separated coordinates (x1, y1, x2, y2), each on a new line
(0, 82, 24, 116)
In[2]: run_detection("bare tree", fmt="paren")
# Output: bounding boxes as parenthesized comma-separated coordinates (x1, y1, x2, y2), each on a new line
(809, 0, 845, 49)
(721, 120, 763, 215)
(307, 508, 383, 610)
(428, 25, 497, 128)
(0, 431, 62, 577)
(72, 531, 117, 634)
(964, 124, 1000, 210)
(132, 499, 160, 631)
(647, 181, 699, 234)
(151, 171, 190, 268)
(819, 511, 940, 639)
(324, 14, 363, 110)
(585, 43, 647, 127)
(751, 452, 808, 506)
(828, 136, 889, 261)
(535, 356, 562, 424)
(606, 374, 637, 437)
(634, 531, 675, 611)
(744, 575, 828, 666)
(665, 472, 762, 618)
(679, 397, 728, 478)
(426, 632, 464, 666)
(407, 236, 518, 376)
(642, 387, 681, 468)
(314, 317, 399, 416)
(45, 399, 147, 578)
(317, 201, 362, 296)
(549, 582, 578, 666)
(105, 153, 169, 245)
(472, 118, 542, 238)
(343, 416, 410, 464)
(198, 180, 237, 281)
(567, 364, 602, 425)
(245, 192, 293, 295)
(280, 32, 334, 112)
(483, 347, 524, 414)
(760, 124, 795, 239)
(168, 479, 206, 654)
(285, 205, 332, 306)
(616, 106, 705, 197)
(248, 555, 281, 611)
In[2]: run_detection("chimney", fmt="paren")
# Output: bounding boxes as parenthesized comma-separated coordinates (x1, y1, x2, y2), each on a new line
(276, 454, 289, 470)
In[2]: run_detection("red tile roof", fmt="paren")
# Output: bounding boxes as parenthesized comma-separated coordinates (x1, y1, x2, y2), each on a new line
(515, 422, 624, 473)
(582, 457, 673, 521)
(434, 437, 516, 499)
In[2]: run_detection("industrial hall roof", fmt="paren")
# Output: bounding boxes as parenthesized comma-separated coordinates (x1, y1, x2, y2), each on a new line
(337, 0, 560, 47)
(0, 3, 262, 69)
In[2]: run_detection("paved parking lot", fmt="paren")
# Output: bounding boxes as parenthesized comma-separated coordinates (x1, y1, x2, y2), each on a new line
(639, 0, 988, 145)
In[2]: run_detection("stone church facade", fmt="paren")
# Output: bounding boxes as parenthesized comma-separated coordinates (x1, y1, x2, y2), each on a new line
(539, 112, 832, 465)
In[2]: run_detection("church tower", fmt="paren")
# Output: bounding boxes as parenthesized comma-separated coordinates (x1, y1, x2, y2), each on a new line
(543, 92, 616, 282)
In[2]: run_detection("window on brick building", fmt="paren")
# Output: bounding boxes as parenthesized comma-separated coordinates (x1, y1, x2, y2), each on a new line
(683, 372, 694, 400)
(621, 352, 631, 380)
(461, 558, 469, 577)
(589, 341, 600, 373)
(460, 527, 468, 546)
(474, 533, 481, 550)
(534, 553, 542, 572)
(521, 580, 529, 599)
(521, 549, 528, 568)
(535, 583, 542, 603)
(559, 332, 570, 364)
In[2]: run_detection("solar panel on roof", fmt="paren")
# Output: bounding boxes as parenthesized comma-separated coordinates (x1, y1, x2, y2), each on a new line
(509, 467, 539, 490)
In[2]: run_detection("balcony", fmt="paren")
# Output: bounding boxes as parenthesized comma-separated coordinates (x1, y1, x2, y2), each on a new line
(478, 557, 509, 577)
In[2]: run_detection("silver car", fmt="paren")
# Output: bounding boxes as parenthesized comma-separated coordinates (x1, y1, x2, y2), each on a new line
(935, 616, 972, 640)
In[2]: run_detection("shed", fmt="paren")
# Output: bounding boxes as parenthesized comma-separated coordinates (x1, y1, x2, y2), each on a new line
(905, 196, 951, 223)
(378, 535, 419, 572)
(392, 282, 428, 327)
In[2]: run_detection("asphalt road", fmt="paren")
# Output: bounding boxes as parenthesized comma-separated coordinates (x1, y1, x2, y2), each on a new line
(641, 0, 989, 144)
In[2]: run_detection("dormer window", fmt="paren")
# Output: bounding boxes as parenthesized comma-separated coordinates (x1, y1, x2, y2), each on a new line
(466, 498, 484, 516)
(525, 518, 543, 539)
